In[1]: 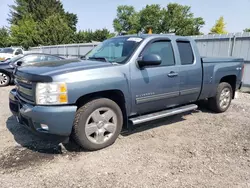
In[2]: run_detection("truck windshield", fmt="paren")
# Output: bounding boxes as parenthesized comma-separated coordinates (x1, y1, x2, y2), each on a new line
(85, 36, 143, 64)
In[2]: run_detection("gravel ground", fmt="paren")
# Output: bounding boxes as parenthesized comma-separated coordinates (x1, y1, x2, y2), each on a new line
(0, 86, 250, 188)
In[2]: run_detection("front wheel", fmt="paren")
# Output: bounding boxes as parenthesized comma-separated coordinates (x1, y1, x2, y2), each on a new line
(208, 82, 233, 113)
(0, 72, 10, 87)
(72, 98, 123, 151)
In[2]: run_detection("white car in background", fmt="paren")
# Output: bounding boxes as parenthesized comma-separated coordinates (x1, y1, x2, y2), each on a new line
(0, 47, 24, 62)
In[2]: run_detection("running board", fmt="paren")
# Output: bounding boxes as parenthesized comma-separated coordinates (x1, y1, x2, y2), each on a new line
(129, 104, 198, 125)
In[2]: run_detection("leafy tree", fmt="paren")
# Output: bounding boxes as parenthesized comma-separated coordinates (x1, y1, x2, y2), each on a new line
(10, 16, 41, 48)
(38, 14, 75, 45)
(210, 16, 227, 34)
(64, 12, 78, 32)
(9, 0, 78, 32)
(244, 28, 250, 32)
(0, 27, 10, 47)
(113, 3, 205, 36)
(113, 5, 140, 34)
(75, 29, 115, 43)
(75, 30, 94, 43)
(8, 0, 77, 48)
(92, 29, 115, 42)
(139, 4, 163, 33)
(162, 3, 205, 35)
(10, 14, 75, 48)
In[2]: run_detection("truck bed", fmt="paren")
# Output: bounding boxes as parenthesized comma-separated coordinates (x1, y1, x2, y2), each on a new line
(199, 57, 244, 100)
(201, 57, 244, 63)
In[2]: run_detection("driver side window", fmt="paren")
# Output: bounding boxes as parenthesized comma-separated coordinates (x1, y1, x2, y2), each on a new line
(142, 41, 175, 66)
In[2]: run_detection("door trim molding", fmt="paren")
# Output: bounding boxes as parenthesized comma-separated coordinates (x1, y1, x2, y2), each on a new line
(180, 88, 200, 95)
(136, 91, 179, 104)
(135, 87, 200, 104)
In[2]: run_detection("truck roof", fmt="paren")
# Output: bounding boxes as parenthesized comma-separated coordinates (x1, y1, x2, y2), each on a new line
(114, 34, 192, 40)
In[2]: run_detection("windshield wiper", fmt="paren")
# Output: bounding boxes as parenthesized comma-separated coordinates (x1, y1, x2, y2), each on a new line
(88, 56, 109, 62)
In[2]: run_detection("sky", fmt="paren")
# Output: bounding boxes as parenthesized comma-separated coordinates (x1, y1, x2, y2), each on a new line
(0, 0, 250, 34)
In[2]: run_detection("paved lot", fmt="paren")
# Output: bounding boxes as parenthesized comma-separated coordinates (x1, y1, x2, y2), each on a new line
(0, 86, 250, 188)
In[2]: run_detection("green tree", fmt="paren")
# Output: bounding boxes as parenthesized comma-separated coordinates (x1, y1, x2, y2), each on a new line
(75, 30, 91, 43)
(75, 29, 115, 43)
(9, 0, 78, 32)
(92, 29, 115, 42)
(113, 5, 140, 34)
(244, 28, 250, 32)
(38, 14, 75, 45)
(64, 12, 78, 32)
(139, 4, 163, 33)
(0, 27, 10, 47)
(10, 16, 41, 48)
(113, 3, 205, 35)
(210, 16, 227, 34)
(162, 3, 205, 35)
(8, 0, 77, 48)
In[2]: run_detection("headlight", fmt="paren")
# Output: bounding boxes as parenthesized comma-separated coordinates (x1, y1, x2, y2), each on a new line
(36, 82, 68, 105)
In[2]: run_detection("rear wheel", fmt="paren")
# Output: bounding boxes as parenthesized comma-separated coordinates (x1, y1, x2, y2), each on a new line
(0, 72, 10, 87)
(208, 82, 232, 113)
(72, 98, 123, 151)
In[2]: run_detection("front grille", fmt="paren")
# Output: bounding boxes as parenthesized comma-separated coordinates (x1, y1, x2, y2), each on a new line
(15, 77, 35, 104)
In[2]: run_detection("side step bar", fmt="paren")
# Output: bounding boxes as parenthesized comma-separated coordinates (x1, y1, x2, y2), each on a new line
(129, 104, 198, 125)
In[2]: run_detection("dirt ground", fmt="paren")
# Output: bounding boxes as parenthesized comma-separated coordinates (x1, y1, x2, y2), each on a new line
(0, 86, 249, 188)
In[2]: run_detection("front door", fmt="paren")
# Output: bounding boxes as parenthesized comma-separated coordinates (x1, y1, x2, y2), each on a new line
(130, 39, 180, 115)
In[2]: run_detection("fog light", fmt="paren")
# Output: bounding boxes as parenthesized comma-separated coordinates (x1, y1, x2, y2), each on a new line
(41, 124, 49, 131)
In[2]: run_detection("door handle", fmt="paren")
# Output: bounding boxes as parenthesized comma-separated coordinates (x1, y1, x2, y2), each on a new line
(167, 71, 178, 77)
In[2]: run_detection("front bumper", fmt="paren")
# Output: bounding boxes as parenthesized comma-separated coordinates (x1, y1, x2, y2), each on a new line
(9, 89, 77, 136)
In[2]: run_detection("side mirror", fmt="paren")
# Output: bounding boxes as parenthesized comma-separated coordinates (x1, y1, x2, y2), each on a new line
(137, 54, 162, 68)
(16, 61, 23, 66)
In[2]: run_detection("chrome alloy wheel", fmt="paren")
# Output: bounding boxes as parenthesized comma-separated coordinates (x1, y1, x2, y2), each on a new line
(85, 107, 118, 144)
(219, 88, 231, 109)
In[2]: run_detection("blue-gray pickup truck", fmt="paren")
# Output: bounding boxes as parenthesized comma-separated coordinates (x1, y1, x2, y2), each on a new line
(9, 34, 244, 151)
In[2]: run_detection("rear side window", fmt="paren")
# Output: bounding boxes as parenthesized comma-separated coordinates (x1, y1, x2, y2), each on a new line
(143, 41, 175, 66)
(177, 41, 194, 65)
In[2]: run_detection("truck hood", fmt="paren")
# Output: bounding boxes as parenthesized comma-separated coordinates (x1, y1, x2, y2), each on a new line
(15, 59, 114, 82)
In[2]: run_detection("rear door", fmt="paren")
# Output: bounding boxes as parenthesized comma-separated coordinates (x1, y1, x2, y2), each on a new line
(176, 39, 202, 104)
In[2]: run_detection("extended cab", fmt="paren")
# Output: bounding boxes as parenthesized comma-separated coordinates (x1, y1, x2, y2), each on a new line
(9, 34, 244, 151)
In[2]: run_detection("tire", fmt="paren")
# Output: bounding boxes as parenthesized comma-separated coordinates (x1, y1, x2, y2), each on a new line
(208, 82, 233, 113)
(0, 72, 10, 87)
(72, 98, 123, 151)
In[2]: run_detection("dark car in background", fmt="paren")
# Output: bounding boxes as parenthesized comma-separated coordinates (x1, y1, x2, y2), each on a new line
(0, 53, 64, 86)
